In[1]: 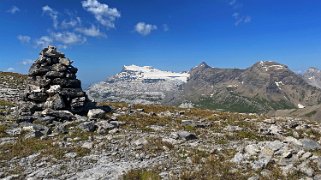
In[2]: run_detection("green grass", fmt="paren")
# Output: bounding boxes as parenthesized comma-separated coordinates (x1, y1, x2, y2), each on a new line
(195, 94, 296, 113)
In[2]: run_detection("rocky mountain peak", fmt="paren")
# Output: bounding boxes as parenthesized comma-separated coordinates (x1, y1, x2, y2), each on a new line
(306, 67, 321, 74)
(303, 67, 321, 89)
(192, 62, 210, 70)
(251, 61, 288, 72)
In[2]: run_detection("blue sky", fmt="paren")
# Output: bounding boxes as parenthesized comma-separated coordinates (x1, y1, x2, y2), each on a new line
(1, 0, 321, 87)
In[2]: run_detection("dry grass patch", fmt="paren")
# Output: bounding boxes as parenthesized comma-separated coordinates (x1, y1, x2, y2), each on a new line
(179, 153, 248, 180)
(0, 138, 52, 161)
(98, 101, 128, 109)
(122, 169, 161, 180)
(0, 100, 15, 107)
(118, 114, 179, 130)
(0, 124, 8, 138)
(143, 137, 174, 154)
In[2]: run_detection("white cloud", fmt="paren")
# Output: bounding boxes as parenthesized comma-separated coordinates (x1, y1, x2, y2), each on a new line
(76, 25, 105, 37)
(81, 0, 121, 29)
(6, 67, 15, 72)
(135, 22, 157, 36)
(61, 17, 81, 29)
(35, 36, 53, 48)
(7, 6, 20, 14)
(21, 59, 33, 65)
(233, 12, 251, 26)
(42, 5, 59, 29)
(163, 24, 169, 32)
(52, 32, 87, 45)
(17, 35, 31, 43)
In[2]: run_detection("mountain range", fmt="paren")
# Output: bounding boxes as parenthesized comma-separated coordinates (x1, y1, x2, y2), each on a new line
(87, 61, 321, 113)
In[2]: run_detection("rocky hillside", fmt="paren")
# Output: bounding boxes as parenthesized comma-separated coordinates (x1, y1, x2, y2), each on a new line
(2, 102, 321, 179)
(0, 72, 26, 102)
(303, 67, 321, 89)
(178, 61, 321, 113)
(87, 65, 189, 104)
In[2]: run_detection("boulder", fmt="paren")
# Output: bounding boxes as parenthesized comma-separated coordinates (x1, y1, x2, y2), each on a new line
(87, 109, 106, 119)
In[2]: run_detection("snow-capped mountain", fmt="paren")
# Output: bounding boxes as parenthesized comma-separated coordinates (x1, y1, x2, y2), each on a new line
(114, 65, 189, 82)
(303, 67, 321, 89)
(87, 65, 189, 104)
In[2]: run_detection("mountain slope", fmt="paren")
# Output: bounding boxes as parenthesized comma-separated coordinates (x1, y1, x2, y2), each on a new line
(87, 65, 189, 104)
(178, 61, 321, 112)
(303, 67, 321, 89)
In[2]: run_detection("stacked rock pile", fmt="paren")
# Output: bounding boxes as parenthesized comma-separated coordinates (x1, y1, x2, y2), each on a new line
(18, 46, 93, 123)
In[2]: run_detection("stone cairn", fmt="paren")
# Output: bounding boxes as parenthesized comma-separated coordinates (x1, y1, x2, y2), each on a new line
(18, 46, 94, 124)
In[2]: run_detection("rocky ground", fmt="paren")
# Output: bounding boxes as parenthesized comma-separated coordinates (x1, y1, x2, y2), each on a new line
(0, 72, 26, 102)
(1, 101, 321, 179)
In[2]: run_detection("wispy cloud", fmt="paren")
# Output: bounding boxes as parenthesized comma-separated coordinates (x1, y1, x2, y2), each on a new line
(76, 25, 106, 37)
(232, 12, 251, 26)
(21, 59, 33, 65)
(61, 17, 81, 29)
(228, 0, 251, 26)
(135, 22, 157, 36)
(81, 0, 121, 29)
(51, 32, 87, 45)
(6, 67, 15, 72)
(42, 5, 59, 29)
(17, 35, 31, 44)
(35, 36, 53, 48)
(7, 6, 20, 14)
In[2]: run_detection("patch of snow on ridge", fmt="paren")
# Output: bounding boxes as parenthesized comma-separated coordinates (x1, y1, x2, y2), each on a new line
(275, 81, 284, 90)
(122, 65, 190, 82)
(298, 104, 305, 109)
(259, 61, 286, 71)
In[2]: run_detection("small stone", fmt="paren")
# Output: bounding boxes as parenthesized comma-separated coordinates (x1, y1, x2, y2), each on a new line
(266, 140, 284, 152)
(300, 152, 313, 161)
(298, 161, 314, 177)
(5, 127, 22, 136)
(108, 128, 119, 134)
(133, 138, 148, 146)
(181, 120, 194, 126)
(59, 57, 71, 66)
(284, 136, 303, 146)
(177, 131, 197, 140)
(46, 85, 61, 95)
(300, 138, 321, 150)
(224, 125, 243, 132)
(64, 152, 77, 158)
(81, 142, 94, 149)
(231, 152, 244, 164)
(78, 121, 97, 132)
(263, 119, 275, 124)
(87, 109, 106, 119)
(245, 144, 260, 156)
